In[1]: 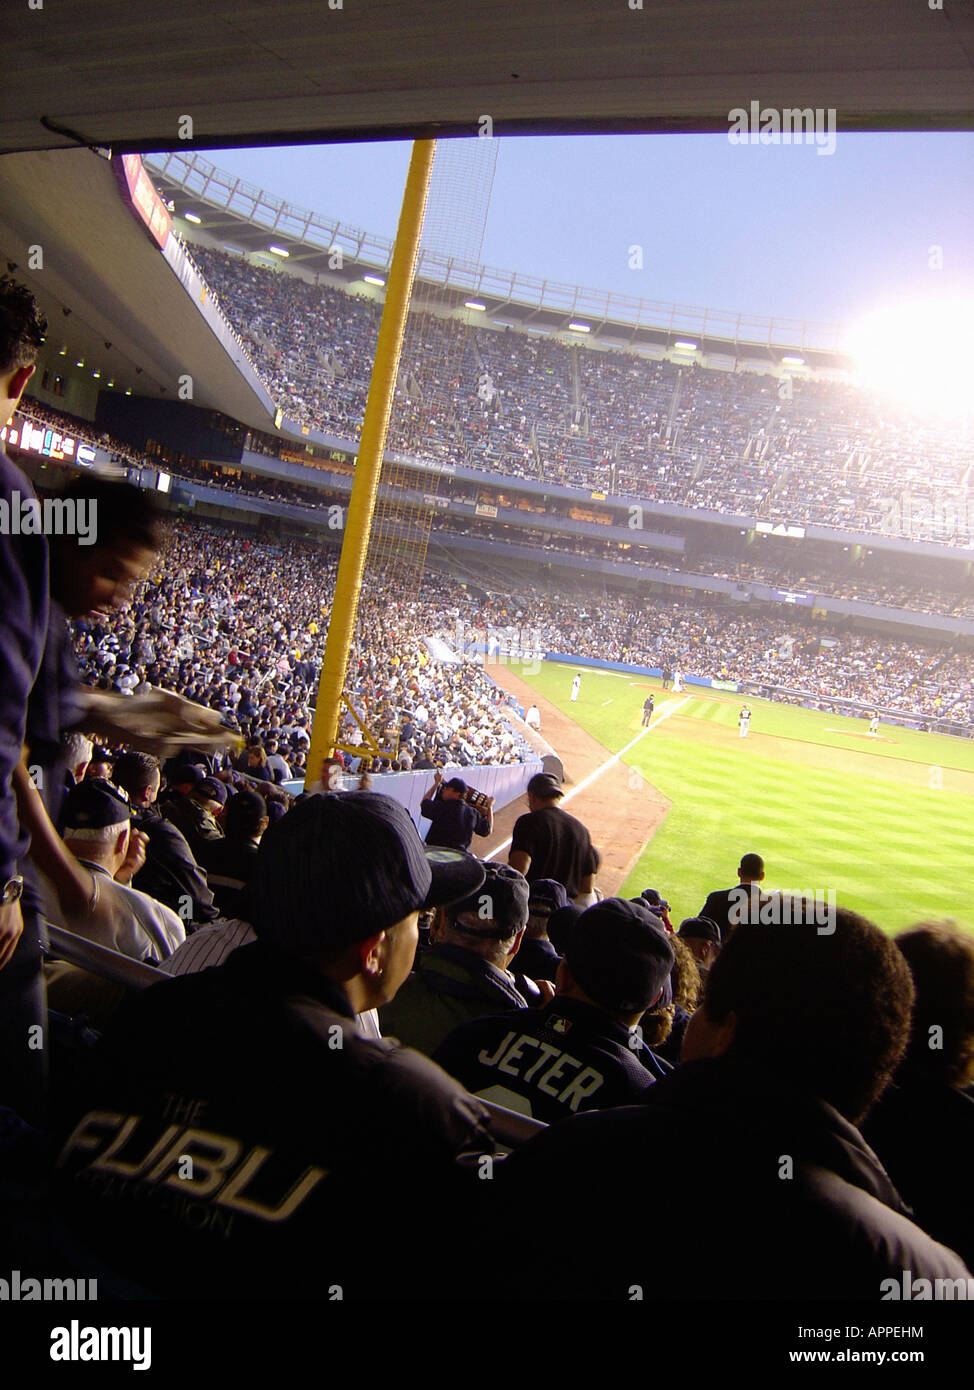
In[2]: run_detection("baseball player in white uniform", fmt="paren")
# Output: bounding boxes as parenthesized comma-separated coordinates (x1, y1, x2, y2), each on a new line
(739, 704, 752, 738)
(570, 673, 581, 703)
(868, 713, 880, 735)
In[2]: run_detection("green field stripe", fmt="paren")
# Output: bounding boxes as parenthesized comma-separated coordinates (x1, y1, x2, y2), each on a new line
(503, 661, 974, 937)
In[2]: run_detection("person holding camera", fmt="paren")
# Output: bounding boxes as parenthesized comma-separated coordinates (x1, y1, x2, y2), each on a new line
(419, 772, 493, 853)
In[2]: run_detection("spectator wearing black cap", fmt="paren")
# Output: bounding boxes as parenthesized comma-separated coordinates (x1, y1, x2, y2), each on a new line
(498, 904, 971, 1299)
(677, 915, 722, 983)
(698, 852, 769, 941)
(85, 747, 114, 782)
(112, 751, 218, 927)
(54, 778, 185, 963)
(379, 861, 537, 1056)
(55, 792, 494, 1298)
(639, 887, 674, 933)
(509, 773, 600, 901)
(434, 899, 673, 1122)
(514, 878, 569, 984)
(197, 789, 268, 917)
(862, 922, 974, 1268)
(419, 771, 491, 853)
(160, 772, 226, 858)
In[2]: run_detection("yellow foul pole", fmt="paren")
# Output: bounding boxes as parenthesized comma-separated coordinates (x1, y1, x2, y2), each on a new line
(306, 139, 435, 786)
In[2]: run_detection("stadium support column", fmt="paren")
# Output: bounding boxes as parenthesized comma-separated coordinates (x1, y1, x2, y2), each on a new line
(306, 139, 435, 787)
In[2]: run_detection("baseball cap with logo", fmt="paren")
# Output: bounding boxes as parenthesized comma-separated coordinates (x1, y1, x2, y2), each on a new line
(561, 897, 675, 1013)
(251, 792, 486, 953)
(63, 777, 131, 831)
(447, 861, 530, 939)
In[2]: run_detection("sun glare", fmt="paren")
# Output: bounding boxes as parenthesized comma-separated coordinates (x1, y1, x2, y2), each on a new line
(844, 298, 974, 422)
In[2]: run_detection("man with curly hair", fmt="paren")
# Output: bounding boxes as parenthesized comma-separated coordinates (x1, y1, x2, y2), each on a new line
(497, 904, 971, 1298)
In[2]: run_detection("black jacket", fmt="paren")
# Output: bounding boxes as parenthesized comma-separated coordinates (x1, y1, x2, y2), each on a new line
(54, 941, 494, 1298)
(379, 943, 529, 1056)
(133, 804, 219, 924)
(862, 1076, 974, 1269)
(496, 1056, 971, 1299)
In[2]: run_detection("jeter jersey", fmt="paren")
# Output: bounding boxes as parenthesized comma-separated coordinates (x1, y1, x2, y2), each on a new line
(433, 996, 670, 1124)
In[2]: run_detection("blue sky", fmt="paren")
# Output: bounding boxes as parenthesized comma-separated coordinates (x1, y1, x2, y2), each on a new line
(199, 133, 974, 336)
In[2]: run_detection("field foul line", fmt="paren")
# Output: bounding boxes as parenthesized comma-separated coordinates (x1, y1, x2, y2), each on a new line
(486, 695, 692, 861)
(600, 699, 614, 706)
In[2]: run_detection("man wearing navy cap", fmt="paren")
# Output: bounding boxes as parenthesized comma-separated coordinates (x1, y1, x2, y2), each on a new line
(677, 915, 722, 982)
(419, 770, 491, 852)
(434, 898, 673, 1122)
(55, 778, 185, 963)
(160, 771, 226, 857)
(55, 792, 493, 1298)
(380, 861, 538, 1055)
(514, 878, 569, 984)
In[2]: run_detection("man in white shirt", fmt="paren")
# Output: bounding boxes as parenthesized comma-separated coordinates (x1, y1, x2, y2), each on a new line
(264, 739, 292, 783)
(57, 779, 185, 964)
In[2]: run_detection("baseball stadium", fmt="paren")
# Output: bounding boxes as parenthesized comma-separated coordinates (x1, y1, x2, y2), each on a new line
(2, 0, 974, 1349)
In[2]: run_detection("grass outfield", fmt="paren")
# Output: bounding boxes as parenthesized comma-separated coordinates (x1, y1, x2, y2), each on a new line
(503, 660, 973, 936)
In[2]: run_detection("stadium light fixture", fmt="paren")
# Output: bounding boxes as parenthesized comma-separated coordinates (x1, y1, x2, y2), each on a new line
(465, 300, 487, 311)
(184, 211, 202, 225)
(92, 371, 101, 379)
(568, 322, 591, 333)
(268, 245, 289, 258)
(363, 274, 386, 287)
(124, 389, 132, 396)
(782, 355, 805, 366)
(75, 359, 84, 368)
(58, 345, 67, 356)
(674, 340, 697, 352)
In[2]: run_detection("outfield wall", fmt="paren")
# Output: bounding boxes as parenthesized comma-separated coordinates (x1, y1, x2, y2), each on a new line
(543, 651, 729, 691)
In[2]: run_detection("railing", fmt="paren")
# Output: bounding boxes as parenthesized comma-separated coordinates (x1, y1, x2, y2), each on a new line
(144, 150, 846, 355)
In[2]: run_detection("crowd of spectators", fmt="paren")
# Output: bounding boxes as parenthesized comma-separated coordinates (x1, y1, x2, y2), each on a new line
(7, 273, 974, 1314)
(187, 245, 974, 544)
(64, 513, 974, 729)
(70, 519, 535, 774)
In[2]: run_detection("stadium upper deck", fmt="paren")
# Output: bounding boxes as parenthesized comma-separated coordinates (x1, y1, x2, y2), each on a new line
(175, 236, 973, 546)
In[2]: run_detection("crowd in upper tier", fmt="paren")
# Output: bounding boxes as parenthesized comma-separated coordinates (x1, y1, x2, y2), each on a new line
(187, 244, 974, 544)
